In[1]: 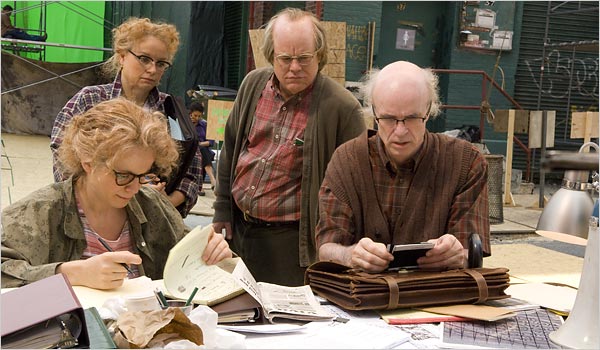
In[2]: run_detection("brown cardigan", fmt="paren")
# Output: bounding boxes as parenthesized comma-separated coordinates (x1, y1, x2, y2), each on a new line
(322, 130, 491, 254)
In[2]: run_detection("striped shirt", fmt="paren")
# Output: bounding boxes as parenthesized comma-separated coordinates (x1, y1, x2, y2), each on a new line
(78, 202, 141, 278)
(232, 77, 312, 222)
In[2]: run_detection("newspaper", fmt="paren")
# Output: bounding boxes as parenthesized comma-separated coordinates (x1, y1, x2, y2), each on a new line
(231, 260, 333, 323)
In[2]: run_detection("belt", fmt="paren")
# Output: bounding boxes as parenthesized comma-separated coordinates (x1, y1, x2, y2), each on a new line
(242, 212, 299, 227)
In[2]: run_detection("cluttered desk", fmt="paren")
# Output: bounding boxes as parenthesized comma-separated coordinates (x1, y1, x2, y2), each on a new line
(0, 225, 590, 349)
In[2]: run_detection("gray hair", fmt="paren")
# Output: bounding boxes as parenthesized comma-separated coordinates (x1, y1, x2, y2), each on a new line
(359, 67, 442, 118)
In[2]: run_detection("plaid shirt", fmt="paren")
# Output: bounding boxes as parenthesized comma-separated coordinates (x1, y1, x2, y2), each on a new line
(50, 73, 201, 216)
(317, 133, 490, 251)
(232, 78, 312, 222)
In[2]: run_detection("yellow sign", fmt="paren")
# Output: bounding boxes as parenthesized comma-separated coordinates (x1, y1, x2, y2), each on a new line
(206, 100, 234, 141)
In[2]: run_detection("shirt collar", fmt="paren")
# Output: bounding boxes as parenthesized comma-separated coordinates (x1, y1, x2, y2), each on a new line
(376, 132, 428, 174)
(270, 74, 314, 102)
(111, 71, 163, 109)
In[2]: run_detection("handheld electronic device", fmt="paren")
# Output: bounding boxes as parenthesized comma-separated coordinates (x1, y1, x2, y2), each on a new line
(386, 242, 435, 270)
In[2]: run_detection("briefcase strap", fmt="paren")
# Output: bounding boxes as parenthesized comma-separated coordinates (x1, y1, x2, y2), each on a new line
(382, 275, 399, 309)
(463, 269, 488, 303)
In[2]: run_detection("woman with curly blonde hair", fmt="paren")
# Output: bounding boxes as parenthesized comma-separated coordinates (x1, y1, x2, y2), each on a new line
(51, 17, 202, 218)
(2, 99, 232, 289)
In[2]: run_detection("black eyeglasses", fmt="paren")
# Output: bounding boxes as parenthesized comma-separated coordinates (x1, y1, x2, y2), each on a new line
(112, 169, 158, 186)
(127, 50, 172, 71)
(274, 52, 316, 67)
(372, 103, 430, 128)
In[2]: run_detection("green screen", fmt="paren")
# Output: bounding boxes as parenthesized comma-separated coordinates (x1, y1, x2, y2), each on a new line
(2, 1, 105, 62)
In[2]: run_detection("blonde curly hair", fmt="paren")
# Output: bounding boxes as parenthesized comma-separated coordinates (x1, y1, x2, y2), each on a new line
(58, 98, 179, 179)
(102, 17, 180, 77)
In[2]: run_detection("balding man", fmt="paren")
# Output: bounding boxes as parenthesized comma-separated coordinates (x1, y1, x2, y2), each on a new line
(315, 61, 490, 272)
(213, 8, 365, 286)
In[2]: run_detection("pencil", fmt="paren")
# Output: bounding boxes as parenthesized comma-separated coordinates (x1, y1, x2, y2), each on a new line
(96, 236, 135, 276)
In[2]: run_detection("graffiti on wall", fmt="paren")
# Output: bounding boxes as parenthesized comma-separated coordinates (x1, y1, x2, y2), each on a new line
(524, 49, 599, 99)
(346, 24, 368, 62)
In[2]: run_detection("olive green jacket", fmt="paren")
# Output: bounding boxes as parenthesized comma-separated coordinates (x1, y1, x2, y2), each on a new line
(1, 178, 187, 287)
(213, 68, 366, 267)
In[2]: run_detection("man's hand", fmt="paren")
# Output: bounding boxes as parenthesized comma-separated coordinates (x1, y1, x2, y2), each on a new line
(203, 227, 233, 264)
(57, 251, 142, 289)
(319, 238, 393, 273)
(417, 234, 467, 270)
(213, 222, 233, 240)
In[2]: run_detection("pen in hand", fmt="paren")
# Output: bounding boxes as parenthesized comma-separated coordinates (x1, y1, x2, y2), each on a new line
(96, 236, 135, 276)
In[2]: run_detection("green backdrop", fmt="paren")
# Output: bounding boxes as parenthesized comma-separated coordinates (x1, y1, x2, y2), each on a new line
(2, 1, 105, 62)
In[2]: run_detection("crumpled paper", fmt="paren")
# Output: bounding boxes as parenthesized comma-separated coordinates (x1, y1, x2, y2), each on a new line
(114, 308, 203, 348)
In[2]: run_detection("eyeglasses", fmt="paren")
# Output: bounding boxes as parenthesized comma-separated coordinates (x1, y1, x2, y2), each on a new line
(274, 52, 316, 67)
(373, 104, 430, 129)
(112, 169, 158, 186)
(127, 50, 172, 71)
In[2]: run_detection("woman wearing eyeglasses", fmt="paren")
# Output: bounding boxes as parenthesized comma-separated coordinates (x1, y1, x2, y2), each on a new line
(50, 17, 202, 218)
(2, 99, 232, 289)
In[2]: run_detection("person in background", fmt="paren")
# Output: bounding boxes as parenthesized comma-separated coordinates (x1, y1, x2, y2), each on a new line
(213, 7, 365, 286)
(189, 101, 217, 195)
(1, 98, 232, 289)
(50, 17, 202, 217)
(1, 5, 47, 41)
(316, 61, 490, 272)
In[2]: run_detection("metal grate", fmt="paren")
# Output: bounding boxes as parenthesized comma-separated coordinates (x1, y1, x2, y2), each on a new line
(486, 155, 504, 224)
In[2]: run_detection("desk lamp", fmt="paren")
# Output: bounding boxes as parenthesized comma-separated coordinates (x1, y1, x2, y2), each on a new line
(535, 142, 599, 349)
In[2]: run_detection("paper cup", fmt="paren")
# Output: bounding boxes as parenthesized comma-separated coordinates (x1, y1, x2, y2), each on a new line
(125, 294, 161, 312)
(166, 300, 193, 316)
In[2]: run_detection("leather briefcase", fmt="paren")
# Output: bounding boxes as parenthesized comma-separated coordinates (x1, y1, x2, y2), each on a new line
(305, 261, 510, 311)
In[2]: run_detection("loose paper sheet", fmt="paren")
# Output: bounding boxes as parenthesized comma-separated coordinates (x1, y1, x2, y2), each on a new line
(163, 225, 244, 305)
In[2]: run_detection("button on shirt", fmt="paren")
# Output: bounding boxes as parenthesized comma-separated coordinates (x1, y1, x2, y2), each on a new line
(232, 77, 312, 222)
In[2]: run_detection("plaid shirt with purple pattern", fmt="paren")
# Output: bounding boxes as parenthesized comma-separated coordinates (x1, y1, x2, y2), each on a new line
(50, 73, 201, 216)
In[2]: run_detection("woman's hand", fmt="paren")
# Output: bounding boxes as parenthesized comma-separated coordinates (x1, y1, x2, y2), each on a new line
(202, 227, 233, 264)
(57, 251, 142, 289)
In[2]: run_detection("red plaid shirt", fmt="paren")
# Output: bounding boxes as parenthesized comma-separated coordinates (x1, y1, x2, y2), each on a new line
(232, 78, 312, 222)
(317, 133, 489, 249)
(318, 135, 422, 241)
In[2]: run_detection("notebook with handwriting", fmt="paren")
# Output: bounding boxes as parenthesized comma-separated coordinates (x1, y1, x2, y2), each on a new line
(163, 224, 245, 306)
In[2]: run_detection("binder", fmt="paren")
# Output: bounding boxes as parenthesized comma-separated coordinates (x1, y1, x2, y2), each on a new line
(1, 274, 89, 348)
(84, 307, 116, 349)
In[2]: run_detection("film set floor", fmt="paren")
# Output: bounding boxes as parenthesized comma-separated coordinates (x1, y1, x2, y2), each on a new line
(0, 133, 589, 348)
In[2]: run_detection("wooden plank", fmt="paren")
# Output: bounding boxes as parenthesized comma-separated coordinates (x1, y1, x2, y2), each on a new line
(248, 29, 269, 69)
(206, 100, 234, 142)
(504, 109, 515, 206)
(493, 109, 529, 133)
(528, 111, 555, 148)
(571, 112, 599, 139)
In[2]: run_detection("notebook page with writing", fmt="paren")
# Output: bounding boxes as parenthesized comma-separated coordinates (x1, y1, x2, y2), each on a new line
(163, 224, 244, 305)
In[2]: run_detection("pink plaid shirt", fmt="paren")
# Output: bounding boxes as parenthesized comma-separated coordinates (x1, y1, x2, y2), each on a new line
(232, 78, 313, 222)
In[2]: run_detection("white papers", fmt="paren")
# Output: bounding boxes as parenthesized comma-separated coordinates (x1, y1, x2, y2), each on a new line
(218, 323, 306, 334)
(71, 276, 159, 309)
(506, 283, 576, 314)
(243, 321, 411, 349)
(163, 225, 244, 305)
(231, 259, 333, 322)
(168, 116, 184, 141)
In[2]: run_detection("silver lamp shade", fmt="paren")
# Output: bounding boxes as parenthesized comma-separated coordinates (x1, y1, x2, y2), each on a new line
(536, 170, 594, 245)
